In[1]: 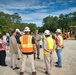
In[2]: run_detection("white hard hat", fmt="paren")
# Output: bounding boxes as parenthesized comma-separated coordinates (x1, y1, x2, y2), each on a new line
(24, 27, 30, 32)
(56, 29, 62, 33)
(16, 29, 21, 33)
(44, 30, 50, 35)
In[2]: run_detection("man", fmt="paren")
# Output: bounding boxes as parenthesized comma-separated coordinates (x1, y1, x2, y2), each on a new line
(43, 30, 55, 75)
(10, 29, 19, 70)
(33, 30, 41, 59)
(55, 29, 64, 68)
(19, 27, 36, 75)
(15, 28, 22, 60)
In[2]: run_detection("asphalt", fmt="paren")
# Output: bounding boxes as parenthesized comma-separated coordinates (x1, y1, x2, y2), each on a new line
(0, 39, 76, 75)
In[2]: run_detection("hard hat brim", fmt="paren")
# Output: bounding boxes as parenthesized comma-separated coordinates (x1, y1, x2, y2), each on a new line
(24, 30, 30, 32)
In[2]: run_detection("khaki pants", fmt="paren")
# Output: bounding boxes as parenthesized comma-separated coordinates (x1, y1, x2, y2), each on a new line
(36, 44, 40, 58)
(17, 44, 22, 59)
(21, 54, 35, 72)
(44, 53, 53, 75)
(11, 54, 18, 68)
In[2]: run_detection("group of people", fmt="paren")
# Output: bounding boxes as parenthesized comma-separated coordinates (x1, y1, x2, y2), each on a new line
(0, 27, 64, 75)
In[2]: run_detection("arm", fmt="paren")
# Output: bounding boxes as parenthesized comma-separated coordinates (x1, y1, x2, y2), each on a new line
(32, 37, 37, 53)
(11, 37, 18, 54)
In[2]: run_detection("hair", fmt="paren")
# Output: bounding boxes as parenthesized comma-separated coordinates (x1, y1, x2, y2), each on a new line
(45, 35, 50, 37)
(0, 34, 3, 39)
(16, 32, 20, 34)
(24, 31, 30, 34)
(52, 35, 55, 40)
(10, 29, 16, 36)
(6, 33, 10, 36)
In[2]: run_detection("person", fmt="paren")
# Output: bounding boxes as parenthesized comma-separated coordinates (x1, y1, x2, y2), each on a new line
(19, 27, 36, 75)
(43, 30, 55, 75)
(10, 29, 19, 70)
(6, 33, 10, 50)
(0, 33, 7, 66)
(33, 30, 41, 59)
(15, 28, 22, 60)
(15, 28, 22, 43)
(55, 29, 64, 68)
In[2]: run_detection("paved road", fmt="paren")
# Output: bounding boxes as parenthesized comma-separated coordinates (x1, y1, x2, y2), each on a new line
(0, 39, 76, 75)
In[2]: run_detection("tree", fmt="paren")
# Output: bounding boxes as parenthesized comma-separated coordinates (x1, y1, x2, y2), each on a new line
(11, 12, 22, 24)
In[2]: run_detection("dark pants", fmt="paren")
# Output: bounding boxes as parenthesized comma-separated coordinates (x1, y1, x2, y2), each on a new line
(0, 50, 6, 66)
(36, 44, 40, 58)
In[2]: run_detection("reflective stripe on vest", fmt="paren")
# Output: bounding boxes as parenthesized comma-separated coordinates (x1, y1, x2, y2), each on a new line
(44, 37, 54, 54)
(20, 35, 33, 53)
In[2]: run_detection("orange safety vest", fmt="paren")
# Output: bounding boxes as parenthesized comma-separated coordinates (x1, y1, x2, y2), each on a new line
(20, 35, 33, 53)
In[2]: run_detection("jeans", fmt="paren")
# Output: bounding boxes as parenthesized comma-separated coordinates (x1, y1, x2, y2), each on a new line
(56, 48, 62, 66)
(6, 42, 10, 46)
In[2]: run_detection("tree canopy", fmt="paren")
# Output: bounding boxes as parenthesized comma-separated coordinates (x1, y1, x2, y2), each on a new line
(0, 11, 76, 34)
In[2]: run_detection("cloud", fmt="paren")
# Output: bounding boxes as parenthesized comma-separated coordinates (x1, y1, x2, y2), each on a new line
(49, 2, 55, 5)
(0, 0, 76, 27)
(0, 0, 48, 10)
(14, 7, 76, 26)
(51, 7, 76, 16)
(27, 21, 42, 27)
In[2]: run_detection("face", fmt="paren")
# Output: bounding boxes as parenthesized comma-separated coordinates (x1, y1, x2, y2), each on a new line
(35, 31, 38, 35)
(56, 32, 58, 36)
(13, 31, 16, 36)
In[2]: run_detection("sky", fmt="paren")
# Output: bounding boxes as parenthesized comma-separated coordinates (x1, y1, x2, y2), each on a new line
(0, 0, 76, 26)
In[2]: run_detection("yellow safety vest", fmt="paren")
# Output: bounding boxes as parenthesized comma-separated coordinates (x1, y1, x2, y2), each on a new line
(56, 35, 63, 50)
(44, 37, 54, 54)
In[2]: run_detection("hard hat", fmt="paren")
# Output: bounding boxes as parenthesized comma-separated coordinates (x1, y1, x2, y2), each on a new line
(56, 29, 62, 33)
(24, 27, 30, 32)
(16, 29, 20, 33)
(44, 30, 50, 35)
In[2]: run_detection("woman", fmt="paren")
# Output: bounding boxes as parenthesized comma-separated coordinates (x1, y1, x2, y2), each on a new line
(0, 33, 7, 66)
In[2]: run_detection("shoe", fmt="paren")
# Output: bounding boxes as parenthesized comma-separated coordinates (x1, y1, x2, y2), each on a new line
(56, 62, 58, 64)
(13, 67, 20, 70)
(55, 65, 62, 68)
(17, 58, 20, 60)
(10, 66, 13, 68)
(2, 64, 7, 67)
(45, 71, 48, 74)
(37, 57, 40, 59)
(32, 72, 36, 75)
(20, 72, 24, 75)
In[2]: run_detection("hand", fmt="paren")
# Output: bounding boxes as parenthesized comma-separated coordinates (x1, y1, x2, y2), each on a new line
(50, 50, 54, 54)
(34, 50, 36, 54)
(61, 45, 64, 48)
